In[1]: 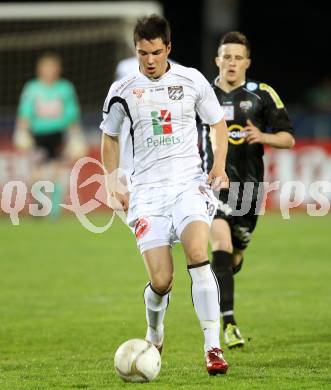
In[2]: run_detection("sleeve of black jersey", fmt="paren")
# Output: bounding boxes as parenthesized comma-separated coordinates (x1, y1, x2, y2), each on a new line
(261, 84, 294, 135)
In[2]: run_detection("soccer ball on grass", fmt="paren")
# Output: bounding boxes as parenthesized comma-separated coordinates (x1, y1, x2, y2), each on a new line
(114, 339, 161, 383)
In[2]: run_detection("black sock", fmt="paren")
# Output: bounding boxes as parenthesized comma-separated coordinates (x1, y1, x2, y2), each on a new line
(211, 250, 236, 329)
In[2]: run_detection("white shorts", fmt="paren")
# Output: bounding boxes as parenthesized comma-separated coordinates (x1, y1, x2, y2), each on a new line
(127, 177, 218, 254)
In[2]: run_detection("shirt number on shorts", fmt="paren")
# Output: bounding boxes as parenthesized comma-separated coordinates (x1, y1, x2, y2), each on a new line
(206, 201, 215, 217)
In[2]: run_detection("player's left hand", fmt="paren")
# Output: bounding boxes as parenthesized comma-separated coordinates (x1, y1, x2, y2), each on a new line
(244, 119, 266, 144)
(207, 167, 229, 190)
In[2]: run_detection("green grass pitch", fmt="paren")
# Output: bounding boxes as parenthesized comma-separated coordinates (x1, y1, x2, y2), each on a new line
(0, 213, 330, 389)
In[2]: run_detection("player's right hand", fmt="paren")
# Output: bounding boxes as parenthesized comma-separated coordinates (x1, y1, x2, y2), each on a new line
(13, 129, 34, 151)
(108, 191, 129, 213)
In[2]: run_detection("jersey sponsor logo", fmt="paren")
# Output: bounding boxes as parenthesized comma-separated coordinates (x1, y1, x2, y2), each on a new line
(239, 100, 253, 112)
(168, 85, 184, 100)
(221, 105, 234, 121)
(146, 109, 183, 148)
(228, 124, 248, 145)
(151, 109, 172, 135)
(134, 217, 151, 239)
(146, 135, 183, 148)
(132, 88, 145, 98)
(259, 83, 284, 109)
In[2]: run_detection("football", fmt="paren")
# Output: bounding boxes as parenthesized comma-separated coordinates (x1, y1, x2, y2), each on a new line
(114, 339, 161, 383)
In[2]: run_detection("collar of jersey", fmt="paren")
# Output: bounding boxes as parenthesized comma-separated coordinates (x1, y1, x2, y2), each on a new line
(214, 76, 246, 94)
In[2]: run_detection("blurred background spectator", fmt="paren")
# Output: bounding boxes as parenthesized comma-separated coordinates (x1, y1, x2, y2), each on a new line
(13, 51, 86, 217)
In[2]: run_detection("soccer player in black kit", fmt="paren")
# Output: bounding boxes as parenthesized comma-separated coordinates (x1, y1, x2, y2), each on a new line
(199, 31, 295, 348)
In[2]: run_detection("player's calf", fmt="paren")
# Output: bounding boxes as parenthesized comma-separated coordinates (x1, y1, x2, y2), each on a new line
(187, 261, 222, 351)
(143, 283, 171, 353)
(211, 250, 236, 328)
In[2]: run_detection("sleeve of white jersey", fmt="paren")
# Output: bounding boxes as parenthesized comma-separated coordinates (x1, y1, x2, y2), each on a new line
(100, 83, 126, 136)
(195, 70, 224, 125)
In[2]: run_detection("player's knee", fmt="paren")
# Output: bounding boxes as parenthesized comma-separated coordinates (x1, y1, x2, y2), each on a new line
(150, 274, 173, 294)
(216, 241, 233, 254)
(186, 247, 208, 264)
(211, 250, 233, 273)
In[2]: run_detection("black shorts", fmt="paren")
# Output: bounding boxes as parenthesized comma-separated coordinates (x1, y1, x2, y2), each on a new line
(33, 131, 65, 161)
(215, 189, 259, 250)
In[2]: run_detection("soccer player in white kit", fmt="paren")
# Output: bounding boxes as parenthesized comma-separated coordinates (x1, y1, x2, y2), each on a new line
(100, 15, 229, 375)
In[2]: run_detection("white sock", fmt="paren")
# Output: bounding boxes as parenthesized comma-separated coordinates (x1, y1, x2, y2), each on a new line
(188, 261, 221, 352)
(144, 283, 170, 346)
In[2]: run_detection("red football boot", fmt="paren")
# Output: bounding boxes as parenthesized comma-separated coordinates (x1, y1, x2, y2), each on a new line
(205, 347, 229, 375)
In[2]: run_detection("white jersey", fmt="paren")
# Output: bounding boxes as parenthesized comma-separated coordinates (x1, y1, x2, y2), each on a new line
(100, 63, 224, 188)
(114, 57, 177, 181)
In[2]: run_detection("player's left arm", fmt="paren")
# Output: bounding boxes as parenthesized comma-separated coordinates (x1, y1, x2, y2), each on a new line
(64, 82, 82, 136)
(194, 70, 229, 189)
(245, 83, 295, 149)
(208, 118, 229, 190)
(63, 82, 88, 159)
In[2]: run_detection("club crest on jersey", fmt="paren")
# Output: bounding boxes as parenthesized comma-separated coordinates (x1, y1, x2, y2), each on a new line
(239, 100, 253, 112)
(134, 217, 151, 239)
(133, 88, 145, 98)
(228, 124, 247, 145)
(168, 86, 184, 100)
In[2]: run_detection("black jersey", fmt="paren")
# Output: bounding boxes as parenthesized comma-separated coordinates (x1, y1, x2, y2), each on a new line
(199, 78, 294, 192)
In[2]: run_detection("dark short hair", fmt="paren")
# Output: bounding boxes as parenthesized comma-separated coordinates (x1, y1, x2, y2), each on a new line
(134, 14, 171, 46)
(218, 31, 251, 57)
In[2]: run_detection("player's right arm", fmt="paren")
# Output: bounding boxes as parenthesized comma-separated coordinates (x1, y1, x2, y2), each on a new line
(101, 133, 129, 212)
(100, 82, 129, 212)
(13, 82, 34, 151)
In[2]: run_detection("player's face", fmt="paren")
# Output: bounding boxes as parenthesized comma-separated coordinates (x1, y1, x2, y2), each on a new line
(136, 38, 171, 79)
(215, 44, 250, 86)
(37, 58, 61, 84)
